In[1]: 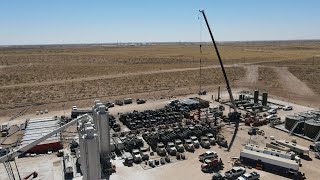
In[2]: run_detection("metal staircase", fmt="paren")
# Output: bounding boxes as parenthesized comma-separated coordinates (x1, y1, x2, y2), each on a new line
(314, 131, 320, 142)
(289, 121, 304, 135)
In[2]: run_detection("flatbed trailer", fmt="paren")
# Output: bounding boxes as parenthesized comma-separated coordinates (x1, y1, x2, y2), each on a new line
(276, 140, 309, 155)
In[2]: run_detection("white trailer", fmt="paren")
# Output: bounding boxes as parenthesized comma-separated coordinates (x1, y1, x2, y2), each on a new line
(240, 149, 299, 175)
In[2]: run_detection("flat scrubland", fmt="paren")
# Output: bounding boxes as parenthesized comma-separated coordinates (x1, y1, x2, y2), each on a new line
(1, 40, 320, 110)
(0, 67, 244, 108)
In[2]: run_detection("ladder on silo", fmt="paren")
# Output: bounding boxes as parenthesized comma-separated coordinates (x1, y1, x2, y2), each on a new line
(314, 131, 320, 142)
(289, 121, 304, 135)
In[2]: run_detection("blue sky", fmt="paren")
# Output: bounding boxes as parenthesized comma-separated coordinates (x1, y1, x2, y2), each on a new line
(0, 0, 319, 45)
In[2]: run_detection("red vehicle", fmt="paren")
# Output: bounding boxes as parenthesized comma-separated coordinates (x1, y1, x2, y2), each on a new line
(201, 158, 223, 173)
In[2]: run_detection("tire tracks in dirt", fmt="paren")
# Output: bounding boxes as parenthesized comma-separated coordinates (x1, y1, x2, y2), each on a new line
(272, 66, 316, 96)
(1, 62, 317, 100)
(0, 65, 228, 89)
(235, 65, 259, 87)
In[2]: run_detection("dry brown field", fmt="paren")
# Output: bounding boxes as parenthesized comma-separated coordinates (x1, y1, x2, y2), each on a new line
(1, 41, 320, 114)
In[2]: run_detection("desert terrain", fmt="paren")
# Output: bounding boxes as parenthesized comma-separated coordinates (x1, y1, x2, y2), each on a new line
(0, 41, 320, 119)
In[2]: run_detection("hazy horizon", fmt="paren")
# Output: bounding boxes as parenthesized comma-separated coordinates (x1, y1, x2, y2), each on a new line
(1, 1, 320, 45)
(1, 39, 320, 47)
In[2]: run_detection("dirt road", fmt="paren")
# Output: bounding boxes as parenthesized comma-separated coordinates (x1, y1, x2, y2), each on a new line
(236, 65, 258, 87)
(0, 63, 263, 90)
(0, 65, 228, 89)
(273, 67, 316, 96)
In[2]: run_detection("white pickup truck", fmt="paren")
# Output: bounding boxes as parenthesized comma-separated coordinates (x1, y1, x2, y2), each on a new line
(225, 166, 246, 179)
(199, 151, 218, 162)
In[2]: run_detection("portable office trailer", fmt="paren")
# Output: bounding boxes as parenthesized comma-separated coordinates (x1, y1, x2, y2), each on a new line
(240, 149, 299, 175)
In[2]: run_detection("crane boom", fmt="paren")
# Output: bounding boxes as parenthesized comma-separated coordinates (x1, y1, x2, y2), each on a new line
(200, 10, 240, 151)
(199, 10, 237, 112)
(0, 114, 90, 163)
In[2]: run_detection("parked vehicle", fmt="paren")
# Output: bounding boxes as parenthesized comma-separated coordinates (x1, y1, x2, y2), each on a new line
(200, 136, 211, 149)
(199, 151, 218, 162)
(209, 105, 223, 117)
(237, 172, 260, 180)
(131, 149, 142, 163)
(225, 166, 246, 179)
(72, 106, 77, 111)
(198, 90, 207, 95)
(105, 102, 115, 108)
(206, 133, 216, 145)
(209, 105, 222, 113)
(0, 123, 9, 132)
(0, 147, 9, 157)
(201, 158, 223, 173)
(149, 160, 155, 167)
(124, 98, 133, 104)
(283, 106, 293, 111)
(156, 143, 167, 156)
(165, 155, 171, 163)
(184, 139, 195, 152)
(175, 139, 185, 153)
(166, 142, 177, 156)
(266, 114, 279, 121)
(136, 98, 146, 104)
(212, 172, 224, 180)
(268, 109, 277, 114)
(123, 152, 134, 166)
(190, 136, 200, 148)
(113, 123, 121, 132)
(115, 99, 124, 106)
(139, 147, 149, 161)
(160, 157, 166, 164)
(216, 134, 228, 148)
